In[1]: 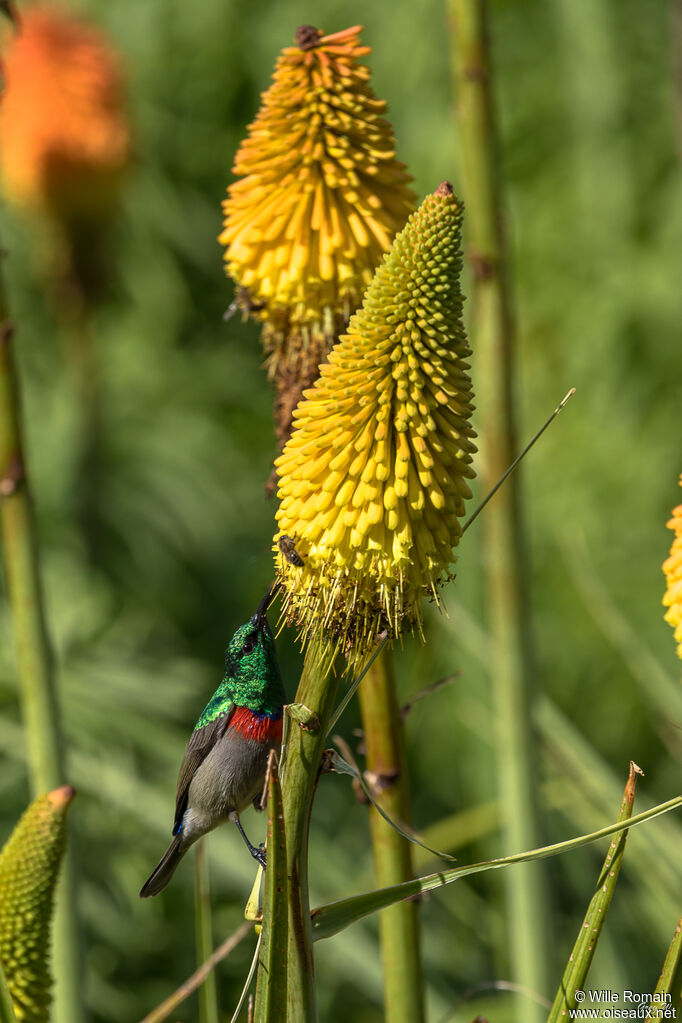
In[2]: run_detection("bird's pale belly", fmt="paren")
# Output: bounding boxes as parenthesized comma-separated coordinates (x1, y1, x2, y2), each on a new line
(186, 729, 278, 831)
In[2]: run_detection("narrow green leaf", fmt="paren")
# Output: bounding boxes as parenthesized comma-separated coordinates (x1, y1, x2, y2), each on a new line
(311, 796, 682, 941)
(330, 750, 456, 861)
(0, 960, 16, 1023)
(646, 917, 682, 1020)
(253, 752, 288, 1023)
(326, 637, 387, 736)
(547, 761, 641, 1021)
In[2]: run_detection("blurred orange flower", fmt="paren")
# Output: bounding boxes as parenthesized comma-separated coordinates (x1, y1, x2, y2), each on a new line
(0, 6, 130, 223)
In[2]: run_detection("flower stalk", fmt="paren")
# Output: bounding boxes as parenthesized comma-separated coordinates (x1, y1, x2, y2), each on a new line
(276, 634, 339, 1018)
(449, 0, 550, 1017)
(0, 265, 82, 1023)
(357, 645, 425, 1023)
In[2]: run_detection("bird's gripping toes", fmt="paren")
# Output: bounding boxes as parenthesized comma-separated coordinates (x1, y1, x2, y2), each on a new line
(140, 585, 285, 897)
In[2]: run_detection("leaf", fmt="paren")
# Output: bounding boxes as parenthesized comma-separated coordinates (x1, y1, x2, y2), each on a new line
(547, 761, 642, 1020)
(646, 917, 682, 1020)
(310, 796, 682, 942)
(0, 960, 16, 1023)
(253, 752, 288, 1023)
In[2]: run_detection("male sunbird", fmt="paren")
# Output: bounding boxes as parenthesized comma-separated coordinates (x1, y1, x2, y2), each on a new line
(140, 586, 285, 897)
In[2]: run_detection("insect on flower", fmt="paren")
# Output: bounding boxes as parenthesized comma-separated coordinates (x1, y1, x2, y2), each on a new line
(278, 535, 305, 568)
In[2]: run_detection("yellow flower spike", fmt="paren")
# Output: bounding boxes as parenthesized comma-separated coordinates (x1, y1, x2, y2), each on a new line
(662, 474, 682, 660)
(274, 183, 477, 669)
(0, 787, 75, 1023)
(220, 24, 416, 445)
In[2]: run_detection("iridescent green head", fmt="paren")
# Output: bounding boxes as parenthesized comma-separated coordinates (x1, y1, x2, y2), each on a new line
(195, 613, 285, 730)
(223, 618, 284, 710)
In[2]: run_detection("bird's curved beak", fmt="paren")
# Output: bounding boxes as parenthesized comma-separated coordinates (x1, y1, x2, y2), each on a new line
(251, 581, 280, 631)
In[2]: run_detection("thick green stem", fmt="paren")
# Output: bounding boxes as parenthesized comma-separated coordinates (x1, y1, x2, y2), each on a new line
(253, 753, 289, 1022)
(0, 296, 83, 1022)
(279, 638, 339, 1022)
(448, 1, 550, 1017)
(357, 646, 425, 1023)
(0, 327, 62, 787)
(194, 840, 219, 1023)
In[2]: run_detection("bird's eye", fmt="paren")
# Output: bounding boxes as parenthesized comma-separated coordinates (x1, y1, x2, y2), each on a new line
(243, 632, 258, 654)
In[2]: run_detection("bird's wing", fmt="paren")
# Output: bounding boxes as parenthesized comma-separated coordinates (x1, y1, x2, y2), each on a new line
(172, 707, 234, 835)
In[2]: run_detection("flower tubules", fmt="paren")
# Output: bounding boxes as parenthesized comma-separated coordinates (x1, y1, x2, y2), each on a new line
(273, 183, 476, 668)
(0, 786, 75, 1023)
(219, 25, 415, 443)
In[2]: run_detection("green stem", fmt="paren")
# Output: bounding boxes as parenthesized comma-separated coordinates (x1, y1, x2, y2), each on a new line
(448, 1, 550, 1018)
(357, 646, 425, 1023)
(253, 753, 289, 1022)
(0, 293, 83, 1021)
(278, 638, 339, 1022)
(194, 840, 219, 1023)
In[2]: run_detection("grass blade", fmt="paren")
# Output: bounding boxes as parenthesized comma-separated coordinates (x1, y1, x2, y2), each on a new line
(311, 796, 682, 942)
(547, 761, 642, 1020)
(646, 917, 682, 1020)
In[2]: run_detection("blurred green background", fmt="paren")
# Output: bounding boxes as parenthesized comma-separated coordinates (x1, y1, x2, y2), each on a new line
(0, 0, 680, 1020)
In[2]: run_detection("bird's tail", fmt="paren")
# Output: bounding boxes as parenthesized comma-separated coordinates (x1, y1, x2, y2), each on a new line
(139, 835, 186, 898)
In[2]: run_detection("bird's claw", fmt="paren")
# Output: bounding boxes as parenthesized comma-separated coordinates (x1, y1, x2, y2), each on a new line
(254, 843, 267, 870)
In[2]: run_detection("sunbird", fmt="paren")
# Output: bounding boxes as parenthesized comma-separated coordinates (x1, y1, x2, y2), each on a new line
(140, 586, 285, 897)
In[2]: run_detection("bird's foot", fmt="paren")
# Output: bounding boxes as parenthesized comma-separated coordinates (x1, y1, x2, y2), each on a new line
(234, 813, 267, 869)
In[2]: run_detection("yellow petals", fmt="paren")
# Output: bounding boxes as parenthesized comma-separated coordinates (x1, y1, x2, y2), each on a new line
(273, 183, 476, 667)
(220, 24, 415, 443)
(662, 474, 682, 660)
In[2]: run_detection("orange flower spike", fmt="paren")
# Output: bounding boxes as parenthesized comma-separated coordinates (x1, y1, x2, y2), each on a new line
(662, 474, 682, 660)
(0, 6, 130, 222)
(220, 24, 416, 432)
